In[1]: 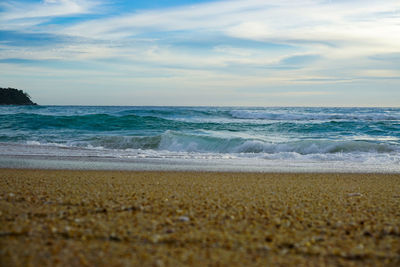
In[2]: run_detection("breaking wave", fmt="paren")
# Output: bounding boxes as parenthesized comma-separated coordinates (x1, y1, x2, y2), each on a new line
(28, 130, 398, 155)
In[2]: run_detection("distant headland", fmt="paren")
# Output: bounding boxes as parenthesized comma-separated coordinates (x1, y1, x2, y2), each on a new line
(0, 87, 37, 105)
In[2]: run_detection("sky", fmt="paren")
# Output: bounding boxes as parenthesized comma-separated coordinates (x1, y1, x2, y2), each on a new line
(0, 0, 399, 106)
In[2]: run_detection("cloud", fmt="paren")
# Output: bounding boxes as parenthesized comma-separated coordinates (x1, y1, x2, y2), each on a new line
(59, 0, 400, 46)
(356, 70, 400, 79)
(4, 0, 98, 19)
(2, 0, 400, 57)
(268, 91, 333, 97)
(0, 0, 102, 30)
(34, 0, 397, 76)
(1, 0, 400, 106)
(226, 21, 270, 41)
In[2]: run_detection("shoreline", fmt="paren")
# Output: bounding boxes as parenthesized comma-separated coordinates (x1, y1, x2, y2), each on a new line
(2, 154, 400, 174)
(1, 167, 399, 175)
(1, 169, 399, 266)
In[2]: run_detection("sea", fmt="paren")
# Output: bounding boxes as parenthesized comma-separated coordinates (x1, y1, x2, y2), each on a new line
(0, 106, 399, 173)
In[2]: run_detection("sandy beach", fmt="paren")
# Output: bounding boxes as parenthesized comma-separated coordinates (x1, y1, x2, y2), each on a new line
(1, 169, 399, 266)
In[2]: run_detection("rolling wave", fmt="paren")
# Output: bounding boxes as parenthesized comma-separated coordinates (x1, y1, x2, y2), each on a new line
(47, 131, 399, 155)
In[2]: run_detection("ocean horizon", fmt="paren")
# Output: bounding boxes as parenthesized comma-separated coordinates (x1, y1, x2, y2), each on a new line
(1, 105, 399, 173)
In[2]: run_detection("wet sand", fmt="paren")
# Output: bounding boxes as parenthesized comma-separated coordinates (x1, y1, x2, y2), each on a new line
(1, 169, 399, 266)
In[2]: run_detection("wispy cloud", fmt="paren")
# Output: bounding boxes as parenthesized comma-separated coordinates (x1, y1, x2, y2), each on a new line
(61, 0, 400, 48)
(0, 0, 399, 105)
(0, 0, 102, 30)
(2, 0, 100, 19)
(2, 0, 399, 61)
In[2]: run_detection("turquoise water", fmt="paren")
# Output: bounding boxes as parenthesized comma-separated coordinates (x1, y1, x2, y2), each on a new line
(1, 106, 399, 171)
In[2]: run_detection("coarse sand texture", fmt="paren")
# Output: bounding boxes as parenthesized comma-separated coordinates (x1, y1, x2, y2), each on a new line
(1, 169, 400, 266)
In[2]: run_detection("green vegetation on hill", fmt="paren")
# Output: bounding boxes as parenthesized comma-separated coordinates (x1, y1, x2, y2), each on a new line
(0, 87, 37, 105)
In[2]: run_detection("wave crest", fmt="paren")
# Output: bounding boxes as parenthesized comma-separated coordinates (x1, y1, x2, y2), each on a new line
(76, 131, 398, 155)
(229, 110, 400, 121)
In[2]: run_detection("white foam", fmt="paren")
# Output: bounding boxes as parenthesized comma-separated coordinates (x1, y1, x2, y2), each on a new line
(229, 110, 400, 121)
(3, 141, 400, 163)
(26, 141, 41, 146)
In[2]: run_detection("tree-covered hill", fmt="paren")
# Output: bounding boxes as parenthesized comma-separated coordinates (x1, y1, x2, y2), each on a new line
(0, 88, 37, 105)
